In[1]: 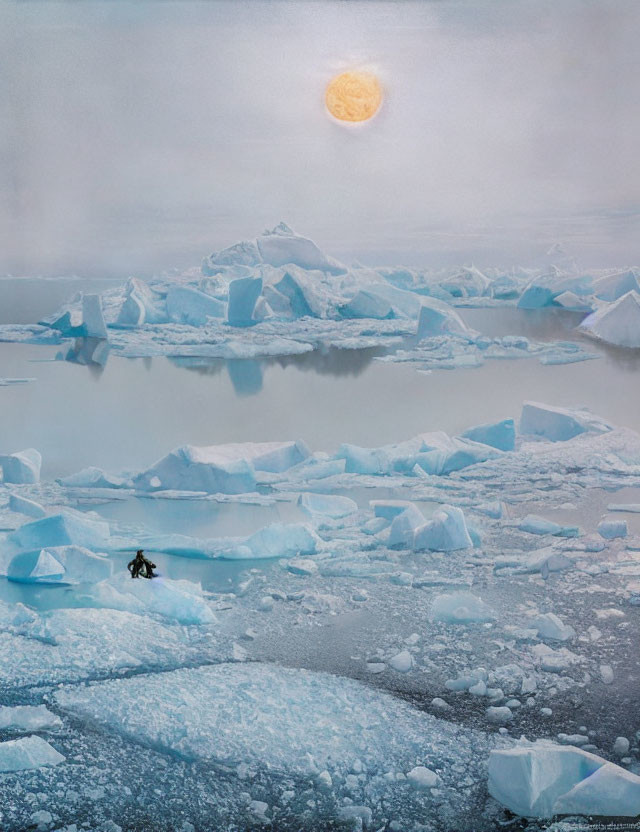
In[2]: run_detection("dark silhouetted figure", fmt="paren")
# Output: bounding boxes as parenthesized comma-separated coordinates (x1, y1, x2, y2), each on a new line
(128, 549, 157, 579)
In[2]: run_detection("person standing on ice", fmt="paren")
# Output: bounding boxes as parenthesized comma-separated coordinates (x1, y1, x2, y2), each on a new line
(127, 549, 157, 579)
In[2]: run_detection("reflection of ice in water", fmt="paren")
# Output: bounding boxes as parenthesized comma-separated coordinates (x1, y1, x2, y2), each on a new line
(62, 337, 110, 369)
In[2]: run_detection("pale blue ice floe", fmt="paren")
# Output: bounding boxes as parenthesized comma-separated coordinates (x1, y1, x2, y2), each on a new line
(0, 736, 65, 772)
(7, 545, 113, 585)
(489, 739, 640, 818)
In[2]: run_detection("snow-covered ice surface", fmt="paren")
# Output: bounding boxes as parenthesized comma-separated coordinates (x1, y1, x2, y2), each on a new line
(1, 228, 640, 830)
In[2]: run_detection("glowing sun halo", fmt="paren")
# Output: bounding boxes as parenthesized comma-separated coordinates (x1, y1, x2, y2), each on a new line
(325, 71, 382, 123)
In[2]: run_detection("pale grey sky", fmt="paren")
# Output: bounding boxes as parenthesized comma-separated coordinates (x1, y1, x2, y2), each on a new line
(1, 0, 639, 275)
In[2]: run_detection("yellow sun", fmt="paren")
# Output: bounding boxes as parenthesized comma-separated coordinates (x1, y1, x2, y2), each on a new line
(325, 71, 382, 123)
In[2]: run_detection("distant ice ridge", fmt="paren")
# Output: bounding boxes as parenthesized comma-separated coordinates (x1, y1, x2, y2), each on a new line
(13, 224, 636, 367)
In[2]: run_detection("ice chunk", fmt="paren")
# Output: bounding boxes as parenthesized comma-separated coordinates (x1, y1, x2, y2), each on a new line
(40, 293, 106, 337)
(0, 705, 62, 733)
(8, 545, 112, 585)
(579, 291, 640, 349)
(58, 466, 127, 489)
(86, 573, 216, 625)
(7, 548, 64, 583)
(388, 505, 426, 548)
(614, 737, 630, 756)
(370, 500, 414, 521)
(0, 448, 42, 484)
(417, 297, 473, 339)
(486, 706, 513, 724)
(134, 440, 309, 493)
(461, 418, 515, 452)
(256, 223, 345, 273)
(8, 493, 47, 518)
(440, 266, 491, 298)
(553, 291, 593, 312)
(414, 505, 473, 552)
(518, 515, 579, 537)
(9, 511, 110, 551)
(593, 269, 640, 301)
(336, 443, 391, 475)
(0, 735, 65, 771)
(388, 649, 414, 673)
(134, 445, 256, 494)
(489, 739, 640, 818)
(298, 493, 358, 519)
(520, 401, 612, 442)
(340, 289, 393, 320)
(406, 766, 439, 788)
(598, 518, 627, 539)
(244, 523, 318, 559)
(227, 277, 263, 327)
(166, 286, 225, 326)
(116, 278, 167, 326)
(513, 547, 575, 576)
(532, 612, 575, 641)
(81, 293, 108, 338)
(414, 433, 501, 475)
(430, 591, 496, 624)
(272, 269, 326, 319)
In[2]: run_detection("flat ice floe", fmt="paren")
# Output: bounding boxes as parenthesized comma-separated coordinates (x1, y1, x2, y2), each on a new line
(0, 602, 223, 688)
(55, 662, 499, 824)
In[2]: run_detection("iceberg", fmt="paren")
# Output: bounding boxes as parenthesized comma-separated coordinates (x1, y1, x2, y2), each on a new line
(461, 418, 516, 452)
(489, 739, 640, 818)
(430, 591, 496, 624)
(9, 511, 110, 551)
(0, 705, 62, 733)
(7, 545, 113, 585)
(414, 505, 473, 551)
(86, 574, 216, 625)
(0, 448, 42, 484)
(416, 297, 473, 339)
(166, 286, 225, 326)
(578, 291, 640, 349)
(519, 401, 612, 442)
(227, 276, 263, 327)
(0, 735, 65, 772)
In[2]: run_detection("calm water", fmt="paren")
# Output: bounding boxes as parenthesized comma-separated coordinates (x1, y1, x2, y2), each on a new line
(0, 278, 639, 474)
